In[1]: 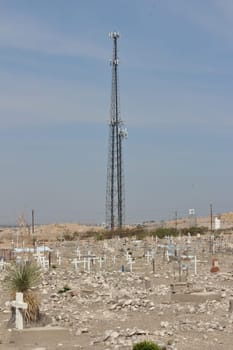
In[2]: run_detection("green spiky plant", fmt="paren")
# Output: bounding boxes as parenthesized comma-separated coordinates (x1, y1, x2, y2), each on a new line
(132, 341, 162, 350)
(4, 261, 41, 323)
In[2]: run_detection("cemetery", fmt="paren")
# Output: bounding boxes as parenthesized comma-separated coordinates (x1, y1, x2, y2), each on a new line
(1, 223, 233, 349)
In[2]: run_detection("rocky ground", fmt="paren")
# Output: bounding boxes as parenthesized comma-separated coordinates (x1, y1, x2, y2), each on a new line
(1, 231, 233, 349)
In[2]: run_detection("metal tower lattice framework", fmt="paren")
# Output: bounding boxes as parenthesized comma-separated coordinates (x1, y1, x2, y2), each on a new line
(106, 32, 127, 230)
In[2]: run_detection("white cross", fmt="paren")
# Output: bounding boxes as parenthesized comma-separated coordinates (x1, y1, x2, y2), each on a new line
(194, 255, 197, 275)
(127, 257, 135, 273)
(72, 258, 85, 271)
(38, 256, 49, 269)
(125, 251, 130, 261)
(192, 256, 201, 276)
(0, 258, 5, 270)
(34, 250, 42, 260)
(11, 292, 28, 330)
(57, 256, 62, 266)
(86, 258, 91, 273)
(90, 257, 99, 265)
(145, 251, 152, 264)
(71, 258, 78, 270)
(151, 251, 154, 260)
(76, 248, 81, 260)
(99, 257, 102, 269)
(187, 232, 191, 244)
(212, 242, 216, 254)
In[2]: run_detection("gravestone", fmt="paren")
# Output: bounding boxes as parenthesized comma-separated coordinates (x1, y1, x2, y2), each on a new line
(11, 292, 28, 330)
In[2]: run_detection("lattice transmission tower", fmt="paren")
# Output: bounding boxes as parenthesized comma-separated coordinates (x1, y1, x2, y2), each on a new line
(106, 32, 127, 230)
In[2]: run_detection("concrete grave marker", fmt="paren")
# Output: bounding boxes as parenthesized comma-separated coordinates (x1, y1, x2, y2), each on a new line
(11, 292, 27, 330)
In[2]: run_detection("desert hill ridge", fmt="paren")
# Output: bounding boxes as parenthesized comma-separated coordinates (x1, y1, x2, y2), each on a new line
(0, 211, 233, 246)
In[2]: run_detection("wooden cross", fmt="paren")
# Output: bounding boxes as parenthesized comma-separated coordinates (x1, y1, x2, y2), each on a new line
(11, 292, 27, 330)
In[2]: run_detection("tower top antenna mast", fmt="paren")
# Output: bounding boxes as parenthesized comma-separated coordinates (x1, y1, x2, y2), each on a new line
(109, 32, 120, 38)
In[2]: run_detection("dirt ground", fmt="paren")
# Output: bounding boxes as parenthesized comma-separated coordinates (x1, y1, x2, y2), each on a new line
(1, 224, 233, 349)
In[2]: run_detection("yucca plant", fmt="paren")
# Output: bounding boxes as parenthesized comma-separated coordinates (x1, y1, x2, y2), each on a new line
(133, 341, 162, 350)
(4, 261, 41, 323)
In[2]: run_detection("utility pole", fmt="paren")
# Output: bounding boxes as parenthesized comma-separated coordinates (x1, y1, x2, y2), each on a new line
(210, 204, 213, 232)
(175, 210, 178, 232)
(106, 32, 127, 230)
(31, 209, 34, 235)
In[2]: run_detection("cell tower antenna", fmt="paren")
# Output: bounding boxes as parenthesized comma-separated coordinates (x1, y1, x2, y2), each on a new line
(106, 32, 127, 230)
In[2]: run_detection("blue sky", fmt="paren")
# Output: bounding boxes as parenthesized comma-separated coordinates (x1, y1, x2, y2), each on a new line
(0, 0, 233, 225)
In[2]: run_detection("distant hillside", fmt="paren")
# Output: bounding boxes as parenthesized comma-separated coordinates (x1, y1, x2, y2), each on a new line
(143, 212, 233, 230)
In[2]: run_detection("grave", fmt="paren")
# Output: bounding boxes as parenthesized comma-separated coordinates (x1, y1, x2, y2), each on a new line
(170, 283, 221, 303)
(171, 291, 221, 303)
(170, 282, 193, 294)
